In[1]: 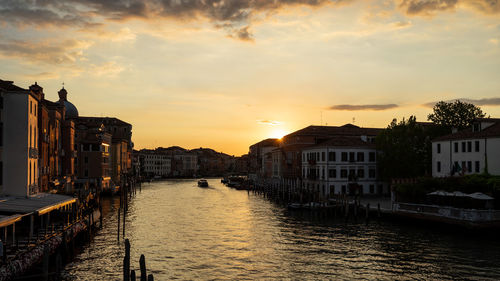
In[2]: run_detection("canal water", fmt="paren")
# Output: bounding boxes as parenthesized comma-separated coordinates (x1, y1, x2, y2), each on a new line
(63, 179, 500, 280)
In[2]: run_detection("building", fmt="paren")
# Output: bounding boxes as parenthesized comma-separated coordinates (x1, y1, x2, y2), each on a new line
(0, 80, 42, 196)
(432, 118, 500, 177)
(139, 149, 172, 178)
(74, 121, 112, 190)
(248, 138, 280, 179)
(301, 136, 384, 198)
(274, 124, 382, 180)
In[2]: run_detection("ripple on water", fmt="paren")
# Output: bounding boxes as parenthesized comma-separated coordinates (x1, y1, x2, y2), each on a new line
(64, 179, 500, 280)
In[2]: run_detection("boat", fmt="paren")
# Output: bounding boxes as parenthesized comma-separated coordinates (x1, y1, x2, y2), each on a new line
(198, 179, 209, 187)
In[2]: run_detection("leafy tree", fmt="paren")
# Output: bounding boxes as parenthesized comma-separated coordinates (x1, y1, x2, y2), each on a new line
(376, 116, 434, 180)
(427, 100, 486, 130)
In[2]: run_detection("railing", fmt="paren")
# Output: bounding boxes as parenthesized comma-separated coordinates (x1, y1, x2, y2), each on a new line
(395, 202, 500, 222)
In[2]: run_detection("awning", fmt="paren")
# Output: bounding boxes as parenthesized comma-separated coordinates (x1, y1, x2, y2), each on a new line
(0, 193, 76, 216)
(0, 214, 23, 228)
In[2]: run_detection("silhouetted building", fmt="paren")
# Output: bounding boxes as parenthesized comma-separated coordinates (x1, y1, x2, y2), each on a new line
(0, 79, 42, 196)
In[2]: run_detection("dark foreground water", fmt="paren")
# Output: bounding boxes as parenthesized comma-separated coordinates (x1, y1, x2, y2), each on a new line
(63, 179, 500, 280)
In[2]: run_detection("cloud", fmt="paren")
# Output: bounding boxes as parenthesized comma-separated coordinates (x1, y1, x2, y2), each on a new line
(329, 104, 399, 111)
(399, 0, 500, 16)
(89, 61, 126, 77)
(24, 72, 60, 80)
(0, 38, 93, 64)
(258, 120, 282, 126)
(0, 0, 346, 41)
(490, 38, 499, 45)
(424, 98, 500, 107)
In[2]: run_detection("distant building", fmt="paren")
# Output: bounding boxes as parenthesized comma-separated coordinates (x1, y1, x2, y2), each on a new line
(0, 79, 42, 196)
(432, 118, 500, 177)
(139, 149, 172, 177)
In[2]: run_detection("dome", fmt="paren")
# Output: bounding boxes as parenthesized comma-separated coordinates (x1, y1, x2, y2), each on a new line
(58, 87, 79, 118)
(64, 100, 79, 118)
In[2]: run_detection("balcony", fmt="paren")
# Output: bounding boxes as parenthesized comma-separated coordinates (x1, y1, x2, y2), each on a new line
(308, 159, 316, 166)
(29, 147, 38, 159)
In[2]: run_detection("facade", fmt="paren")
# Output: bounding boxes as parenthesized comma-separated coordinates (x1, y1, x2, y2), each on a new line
(140, 149, 172, 177)
(301, 136, 385, 198)
(248, 138, 280, 179)
(74, 123, 112, 190)
(432, 118, 500, 177)
(0, 80, 42, 197)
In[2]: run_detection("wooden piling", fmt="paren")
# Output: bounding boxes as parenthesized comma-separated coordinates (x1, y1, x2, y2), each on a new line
(377, 203, 381, 218)
(131, 270, 136, 281)
(140, 254, 147, 281)
(118, 207, 121, 242)
(124, 239, 130, 281)
(148, 274, 154, 281)
(123, 202, 126, 237)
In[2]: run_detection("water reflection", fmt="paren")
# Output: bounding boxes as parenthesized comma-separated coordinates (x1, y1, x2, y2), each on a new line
(63, 179, 500, 280)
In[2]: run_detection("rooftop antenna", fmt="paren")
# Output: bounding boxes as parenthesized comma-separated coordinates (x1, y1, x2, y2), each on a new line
(352, 117, 356, 124)
(62, 81, 65, 89)
(321, 111, 323, 125)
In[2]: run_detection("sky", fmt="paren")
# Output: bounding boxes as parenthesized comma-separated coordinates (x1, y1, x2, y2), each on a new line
(1, 0, 499, 156)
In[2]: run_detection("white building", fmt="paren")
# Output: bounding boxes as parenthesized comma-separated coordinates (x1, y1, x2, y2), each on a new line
(301, 136, 387, 198)
(141, 151, 172, 177)
(1, 80, 42, 197)
(432, 118, 500, 177)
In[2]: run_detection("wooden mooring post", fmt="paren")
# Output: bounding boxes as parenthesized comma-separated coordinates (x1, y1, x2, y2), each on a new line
(124, 239, 130, 281)
(117, 207, 121, 242)
(140, 254, 147, 281)
(366, 203, 370, 222)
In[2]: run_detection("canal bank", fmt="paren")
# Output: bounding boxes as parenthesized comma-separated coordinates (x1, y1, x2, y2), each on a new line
(64, 179, 500, 280)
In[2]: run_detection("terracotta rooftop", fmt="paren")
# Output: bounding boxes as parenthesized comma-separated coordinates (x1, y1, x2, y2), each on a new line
(283, 124, 382, 139)
(433, 121, 500, 141)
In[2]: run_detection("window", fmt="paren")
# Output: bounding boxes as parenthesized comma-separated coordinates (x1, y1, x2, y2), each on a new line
(341, 185, 347, 194)
(475, 161, 480, 173)
(341, 152, 348, 162)
(475, 141, 480, 152)
(340, 169, 348, 178)
(473, 123, 480, 132)
(453, 161, 459, 172)
(357, 168, 365, 178)
(84, 169, 89, 177)
(329, 152, 336, 162)
(437, 161, 441, 173)
(329, 169, 337, 178)
(349, 169, 356, 180)
(467, 161, 472, 173)
(462, 142, 466, 153)
(369, 152, 376, 162)
(321, 152, 325, 162)
(467, 141, 472, 152)
(462, 161, 466, 172)
(357, 152, 364, 162)
(349, 152, 355, 162)
(369, 168, 376, 178)
(84, 156, 88, 164)
(321, 168, 325, 179)
(369, 185, 375, 194)
(454, 142, 458, 153)
(437, 143, 441, 154)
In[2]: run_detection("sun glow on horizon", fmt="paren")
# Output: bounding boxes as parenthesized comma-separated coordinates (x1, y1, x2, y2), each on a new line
(269, 128, 287, 140)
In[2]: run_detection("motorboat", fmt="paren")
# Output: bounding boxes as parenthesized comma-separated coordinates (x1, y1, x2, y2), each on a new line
(198, 179, 209, 187)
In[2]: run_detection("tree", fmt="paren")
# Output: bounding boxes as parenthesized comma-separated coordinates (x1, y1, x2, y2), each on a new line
(376, 116, 433, 180)
(427, 100, 486, 130)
